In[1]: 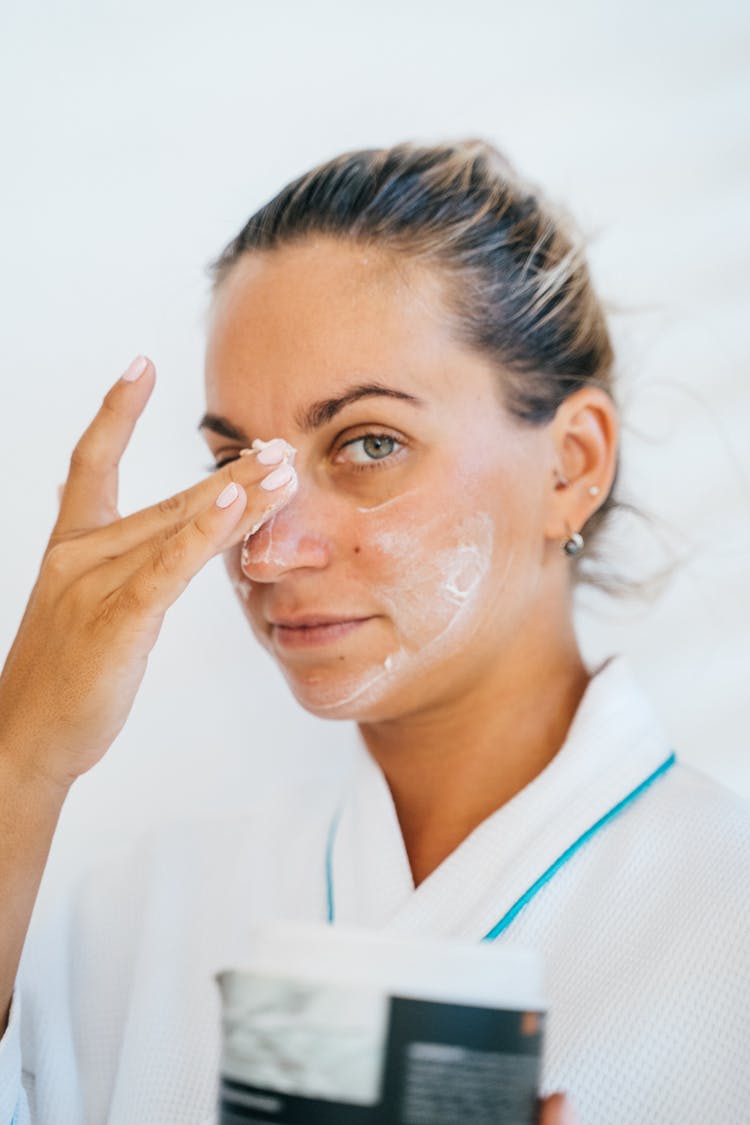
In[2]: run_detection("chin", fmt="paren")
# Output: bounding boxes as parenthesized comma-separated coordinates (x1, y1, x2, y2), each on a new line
(279, 661, 405, 722)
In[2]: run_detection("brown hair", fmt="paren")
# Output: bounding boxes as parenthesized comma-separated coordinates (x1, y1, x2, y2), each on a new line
(207, 138, 659, 596)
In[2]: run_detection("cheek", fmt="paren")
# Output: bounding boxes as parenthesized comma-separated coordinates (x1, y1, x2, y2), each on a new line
(355, 455, 545, 661)
(361, 508, 496, 650)
(293, 491, 509, 718)
(354, 458, 524, 647)
(224, 550, 252, 602)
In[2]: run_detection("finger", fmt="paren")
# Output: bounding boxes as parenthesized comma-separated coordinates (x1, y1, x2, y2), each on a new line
(89, 460, 298, 595)
(71, 442, 295, 561)
(114, 475, 259, 619)
(54, 355, 155, 537)
(539, 1093, 579, 1125)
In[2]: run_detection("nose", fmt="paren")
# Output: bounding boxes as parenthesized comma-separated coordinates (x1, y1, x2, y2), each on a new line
(239, 483, 331, 582)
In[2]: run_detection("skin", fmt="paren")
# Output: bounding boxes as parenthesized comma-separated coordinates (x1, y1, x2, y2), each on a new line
(203, 236, 618, 889)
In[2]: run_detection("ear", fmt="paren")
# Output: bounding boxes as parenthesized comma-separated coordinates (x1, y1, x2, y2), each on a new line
(543, 386, 619, 542)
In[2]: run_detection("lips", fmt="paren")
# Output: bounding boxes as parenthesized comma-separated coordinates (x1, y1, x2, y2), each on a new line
(269, 613, 372, 629)
(268, 613, 377, 649)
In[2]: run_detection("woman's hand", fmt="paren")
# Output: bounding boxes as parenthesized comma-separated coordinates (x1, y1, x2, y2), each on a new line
(539, 1092, 579, 1123)
(0, 355, 296, 792)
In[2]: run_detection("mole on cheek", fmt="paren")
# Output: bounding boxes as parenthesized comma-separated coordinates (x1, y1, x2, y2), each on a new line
(353, 545, 361, 554)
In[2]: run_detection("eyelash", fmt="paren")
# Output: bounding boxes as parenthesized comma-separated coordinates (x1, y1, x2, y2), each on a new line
(205, 431, 406, 475)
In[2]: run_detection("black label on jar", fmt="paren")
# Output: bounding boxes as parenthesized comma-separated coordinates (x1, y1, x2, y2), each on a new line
(219, 994, 544, 1125)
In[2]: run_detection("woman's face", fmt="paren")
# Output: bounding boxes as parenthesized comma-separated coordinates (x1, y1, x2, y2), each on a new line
(202, 237, 561, 722)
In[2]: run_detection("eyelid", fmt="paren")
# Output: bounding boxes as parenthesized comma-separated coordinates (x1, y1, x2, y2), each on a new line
(206, 424, 410, 473)
(333, 427, 408, 466)
(333, 422, 408, 451)
(332, 427, 404, 459)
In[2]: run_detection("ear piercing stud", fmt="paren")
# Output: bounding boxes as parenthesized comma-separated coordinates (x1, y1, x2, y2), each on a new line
(554, 472, 602, 555)
(554, 470, 601, 499)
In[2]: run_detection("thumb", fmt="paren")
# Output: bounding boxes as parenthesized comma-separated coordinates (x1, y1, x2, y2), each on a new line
(540, 1092, 579, 1124)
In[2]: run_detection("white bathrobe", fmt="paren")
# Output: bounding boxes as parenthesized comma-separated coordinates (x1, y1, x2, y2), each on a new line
(1, 654, 748, 1124)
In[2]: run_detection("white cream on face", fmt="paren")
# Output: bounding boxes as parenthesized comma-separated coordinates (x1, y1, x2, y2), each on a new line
(242, 509, 280, 571)
(231, 576, 253, 602)
(231, 430, 520, 721)
(282, 504, 512, 717)
(239, 440, 299, 566)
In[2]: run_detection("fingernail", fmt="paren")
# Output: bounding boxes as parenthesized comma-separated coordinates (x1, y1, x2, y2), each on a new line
(260, 463, 295, 491)
(121, 354, 148, 382)
(255, 438, 288, 466)
(216, 482, 240, 509)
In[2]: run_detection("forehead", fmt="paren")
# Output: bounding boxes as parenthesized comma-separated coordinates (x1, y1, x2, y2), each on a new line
(204, 236, 493, 412)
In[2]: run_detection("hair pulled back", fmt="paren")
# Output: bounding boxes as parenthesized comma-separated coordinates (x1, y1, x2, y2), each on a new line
(208, 138, 633, 593)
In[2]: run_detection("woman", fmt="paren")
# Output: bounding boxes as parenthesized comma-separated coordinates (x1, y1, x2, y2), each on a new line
(0, 140, 747, 1124)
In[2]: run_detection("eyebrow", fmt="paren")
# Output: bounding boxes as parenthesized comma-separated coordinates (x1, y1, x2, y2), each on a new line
(197, 382, 426, 441)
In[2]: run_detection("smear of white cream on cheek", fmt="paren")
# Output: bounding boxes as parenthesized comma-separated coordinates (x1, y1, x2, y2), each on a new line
(231, 576, 253, 602)
(368, 516, 493, 645)
(302, 510, 508, 714)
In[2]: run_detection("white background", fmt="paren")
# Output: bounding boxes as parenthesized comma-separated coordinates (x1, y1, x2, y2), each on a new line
(1, 0, 748, 883)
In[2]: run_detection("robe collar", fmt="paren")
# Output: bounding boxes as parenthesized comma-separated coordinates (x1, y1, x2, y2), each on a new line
(328, 653, 674, 940)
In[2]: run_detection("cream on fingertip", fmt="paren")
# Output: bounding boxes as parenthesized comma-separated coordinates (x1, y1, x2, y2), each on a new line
(256, 438, 289, 466)
(251, 437, 298, 466)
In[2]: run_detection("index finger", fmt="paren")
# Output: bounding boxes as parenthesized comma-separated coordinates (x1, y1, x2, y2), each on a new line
(53, 355, 155, 537)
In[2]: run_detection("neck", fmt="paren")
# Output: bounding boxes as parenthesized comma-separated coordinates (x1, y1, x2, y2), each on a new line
(357, 629, 590, 888)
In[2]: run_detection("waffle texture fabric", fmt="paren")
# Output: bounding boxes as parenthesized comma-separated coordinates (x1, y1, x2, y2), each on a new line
(0, 653, 748, 1123)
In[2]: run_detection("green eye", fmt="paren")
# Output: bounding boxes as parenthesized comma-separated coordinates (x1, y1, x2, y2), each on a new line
(337, 432, 404, 471)
(363, 435, 395, 459)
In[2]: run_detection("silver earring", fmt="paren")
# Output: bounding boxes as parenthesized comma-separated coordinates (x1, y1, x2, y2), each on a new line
(561, 520, 584, 556)
(588, 485, 601, 497)
(563, 532, 584, 556)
